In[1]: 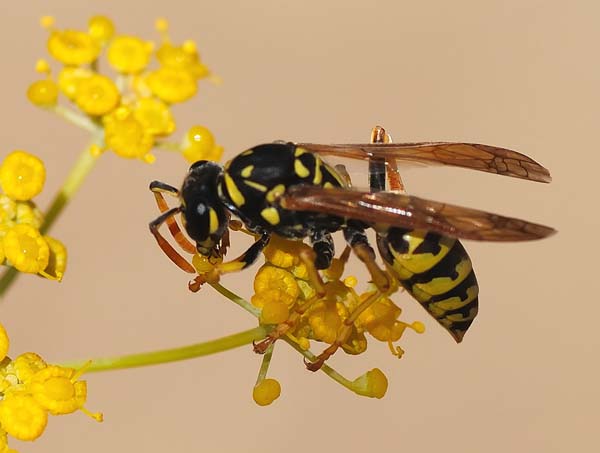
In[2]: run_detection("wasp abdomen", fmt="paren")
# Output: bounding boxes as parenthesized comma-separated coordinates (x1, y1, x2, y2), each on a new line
(378, 228, 479, 342)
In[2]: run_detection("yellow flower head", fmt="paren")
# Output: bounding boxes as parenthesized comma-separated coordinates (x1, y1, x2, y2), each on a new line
(0, 324, 9, 362)
(157, 41, 209, 79)
(0, 151, 46, 201)
(350, 368, 388, 399)
(307, 298, 347, 344)
(146, 67, 197, 104)
(103, 106, 155, 162)
(27, 79, 59, 107)
(0, 393, 48, 441)
(253, 265, 299, 307)
(74, 74, 120, 116)
(88, 15, 115, 43)
(44, 236, 68, 280)
(2, 224, 49, 274)
(15, 201, 44, 230)
(181, 125, 223, 163)
(107, 36, 153, 74)
(134, 98, 175, 136)
(47, 30, 100, 66)
(11, 353, 47, 384)
(57, 67, 92, 100)
(253, 378, 281, 406)
(29, 366, 87, 415)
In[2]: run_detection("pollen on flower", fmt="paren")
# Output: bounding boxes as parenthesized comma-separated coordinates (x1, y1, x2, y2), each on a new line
(252, 378, 281, 406)
(351, 368, 388, 399)
(107, 36, 153, 74)
(134, 98, 175, 136)
(27, 79, 59, 107)
(43, 236, 67, 280)
(0, 393, 48, 441)
(29, 366, 87, 415)
(57, 67, 92, 100)
(253, 265, 300, 306)
(74, 74, 120, 116)
(2, 224, 50, 274)
(88, 15, 115, 43)
(0, 324, 9, 362)
(0, 151, 46, 201)
(182, 125, 223, 163)
(146, 67, 197, 104)
(260, 299, 290, 325)
(11, 353, 47, 384)
(47, 29, 100, 66)
(103, 106, 154, 161)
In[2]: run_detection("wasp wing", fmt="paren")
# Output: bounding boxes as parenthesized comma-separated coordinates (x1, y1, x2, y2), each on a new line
(280, 185, 556, 241)
(298, 142, 551, 183)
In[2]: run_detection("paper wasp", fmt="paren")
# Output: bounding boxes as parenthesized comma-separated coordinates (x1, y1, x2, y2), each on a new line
(149, 126, 554, 370)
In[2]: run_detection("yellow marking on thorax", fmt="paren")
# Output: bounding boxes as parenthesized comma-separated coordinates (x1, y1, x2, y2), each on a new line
(209, 208, 219, 234)
(240, 149, 254, 156)
(240, 165, 254, 178)
(389, 232, 455, 277)
(266, 184, 286, 203)
(324, 182, 335, 189)
(261, 207, 281, 225)
(294, 159, 310, 178)
(224, 173, 245, 207)
(243, 180, 268, 192)
(294, 147, 306, 157)
(313, 158, 323, 185)
(411, 259, 473, 300)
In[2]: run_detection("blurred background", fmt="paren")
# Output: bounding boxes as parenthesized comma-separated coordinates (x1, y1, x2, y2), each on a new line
(1, 0, 598, 452)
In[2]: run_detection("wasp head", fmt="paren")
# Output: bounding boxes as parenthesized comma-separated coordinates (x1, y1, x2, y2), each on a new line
(180, 160, 228, 258)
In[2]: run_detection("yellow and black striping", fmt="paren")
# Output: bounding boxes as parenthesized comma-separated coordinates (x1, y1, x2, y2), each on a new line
(378, 228, 479, 342)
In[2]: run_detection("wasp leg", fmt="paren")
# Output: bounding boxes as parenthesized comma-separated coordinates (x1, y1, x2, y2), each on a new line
(368, 125, 405, 193)
(305, 289, 386, 371)
(149, 207, 196, 274)
(343, 222, 392, 292)
(149, 181, 196, 254)
(254, 243, 329, 354)
(215, 232, 271, 275)
(310, 230, 335, 270)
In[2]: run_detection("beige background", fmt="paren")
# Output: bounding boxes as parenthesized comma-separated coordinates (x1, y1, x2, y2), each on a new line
(1, 0, 598, 452)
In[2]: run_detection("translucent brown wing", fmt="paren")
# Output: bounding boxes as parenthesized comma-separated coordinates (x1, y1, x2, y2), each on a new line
(298, 142, 551, 183)
(280, 186, 556, 241)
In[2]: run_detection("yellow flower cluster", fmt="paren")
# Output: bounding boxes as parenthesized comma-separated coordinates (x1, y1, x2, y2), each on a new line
(0, 151, 66, 280)
(0, 322, 101, 451)
(190, 234, 423, 404)
(254, 235, 424, 359)
(27, 16, 222, 164)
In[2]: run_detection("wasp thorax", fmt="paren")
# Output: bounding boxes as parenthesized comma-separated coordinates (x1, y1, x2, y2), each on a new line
(180, 160, 228, 256)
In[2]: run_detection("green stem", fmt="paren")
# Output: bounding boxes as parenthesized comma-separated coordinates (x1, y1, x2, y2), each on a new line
(255, 344, 274, 385)
(41, 143, 99, 234)
(210, 283, 260, 317)
(60, 326, 269, 372)
(53, 105, 100, 134)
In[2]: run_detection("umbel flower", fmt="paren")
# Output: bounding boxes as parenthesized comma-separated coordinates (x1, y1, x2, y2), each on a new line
(27, 15, 223, 164)
(189, 234, 425, 405)
(0, 322, 101, 451)
(0, 151, 66, 281)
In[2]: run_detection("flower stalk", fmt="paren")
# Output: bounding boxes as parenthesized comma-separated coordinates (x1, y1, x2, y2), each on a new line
(61, 326, 270, 372)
